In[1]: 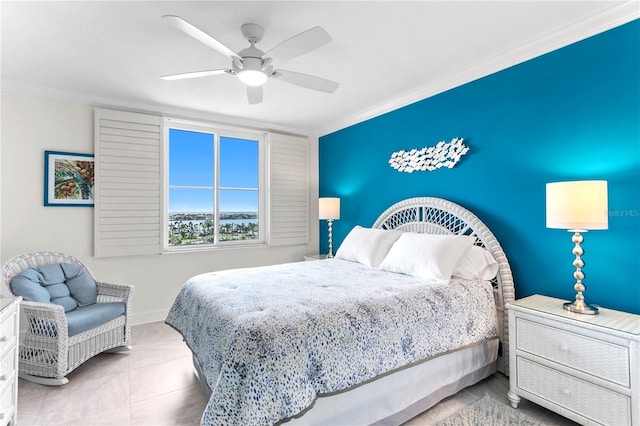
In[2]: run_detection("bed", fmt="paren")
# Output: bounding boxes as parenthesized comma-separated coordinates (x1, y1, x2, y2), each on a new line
(166, 197, 515, 425)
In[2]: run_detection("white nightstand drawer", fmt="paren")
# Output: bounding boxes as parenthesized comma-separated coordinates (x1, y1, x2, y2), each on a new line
(517, 357, 630, 426)
(516, 317, 630, 387)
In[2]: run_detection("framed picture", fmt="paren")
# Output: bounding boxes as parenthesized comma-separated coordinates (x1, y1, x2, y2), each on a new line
(44, 151, 95, 206)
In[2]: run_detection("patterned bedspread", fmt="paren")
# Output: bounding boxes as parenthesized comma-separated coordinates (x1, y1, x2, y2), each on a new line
(166, 259, 498, 426)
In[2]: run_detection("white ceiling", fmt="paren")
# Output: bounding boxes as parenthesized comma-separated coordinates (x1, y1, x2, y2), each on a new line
(2, 1, 638, 136)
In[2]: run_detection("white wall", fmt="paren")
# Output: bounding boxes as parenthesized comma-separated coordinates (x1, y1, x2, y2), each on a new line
(0, 92, 3, 263)
(1, 91, 319, 324)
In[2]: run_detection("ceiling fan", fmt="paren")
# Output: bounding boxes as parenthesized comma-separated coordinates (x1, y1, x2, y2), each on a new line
(161, 15, 340, 104)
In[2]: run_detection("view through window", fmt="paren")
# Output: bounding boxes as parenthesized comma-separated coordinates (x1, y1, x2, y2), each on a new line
(167, 126, 262, 247)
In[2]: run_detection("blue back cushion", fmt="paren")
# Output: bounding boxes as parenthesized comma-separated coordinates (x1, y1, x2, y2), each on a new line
(61, 263, 98, 307)
(11, 263, 97, 312)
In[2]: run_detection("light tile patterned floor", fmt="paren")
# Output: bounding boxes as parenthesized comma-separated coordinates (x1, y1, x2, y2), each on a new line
(17, 322, 576, 425)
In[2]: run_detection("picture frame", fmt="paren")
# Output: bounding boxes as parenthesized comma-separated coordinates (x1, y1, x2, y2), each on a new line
(44, 150, 95, 206)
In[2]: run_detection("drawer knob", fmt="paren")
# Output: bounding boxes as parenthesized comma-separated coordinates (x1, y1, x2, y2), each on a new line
(560, 345, 569, 352)
(0, 336, 7, 342)
(562, 389, 571, 396)
(0, 374, 6, 381)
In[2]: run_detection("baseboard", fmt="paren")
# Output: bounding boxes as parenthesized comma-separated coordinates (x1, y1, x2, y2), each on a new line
(131, 308, 169, 326)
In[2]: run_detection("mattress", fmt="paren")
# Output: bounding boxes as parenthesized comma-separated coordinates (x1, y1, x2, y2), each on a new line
(166, 259, 499, 425)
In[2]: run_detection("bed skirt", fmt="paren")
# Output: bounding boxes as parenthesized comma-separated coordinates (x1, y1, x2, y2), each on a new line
(192, 338, 498, 425)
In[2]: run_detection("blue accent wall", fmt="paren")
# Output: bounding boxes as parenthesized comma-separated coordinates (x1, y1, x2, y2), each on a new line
(319, 20, 640, 314)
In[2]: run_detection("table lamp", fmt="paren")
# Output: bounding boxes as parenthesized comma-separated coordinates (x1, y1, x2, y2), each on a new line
(546, 180, 608, 314)
(319, 197, 340, 258)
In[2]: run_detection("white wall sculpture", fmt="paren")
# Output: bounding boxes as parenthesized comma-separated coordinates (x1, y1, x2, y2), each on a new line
(389, 137, 470, 173)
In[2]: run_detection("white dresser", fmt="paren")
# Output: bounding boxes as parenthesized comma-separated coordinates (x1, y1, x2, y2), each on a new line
(507, 295, 640, 425)
(0, 297, 20, 426)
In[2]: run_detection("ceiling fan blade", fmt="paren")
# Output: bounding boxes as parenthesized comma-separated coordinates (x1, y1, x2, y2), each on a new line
(163, 15, 239, 60)
(273, 70, 339, 93)
(161, 69, 230, 80)
(265, 26, 331, 63)
(247, 86, 263, 104)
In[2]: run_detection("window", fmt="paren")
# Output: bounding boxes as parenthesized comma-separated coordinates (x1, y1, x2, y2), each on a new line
(94, 108, 309, 258)
(165, 120, 265, 249)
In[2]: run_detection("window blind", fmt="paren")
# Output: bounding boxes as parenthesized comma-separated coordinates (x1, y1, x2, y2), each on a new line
(268, 133, 310, 246)
(94, 108, 162, 257)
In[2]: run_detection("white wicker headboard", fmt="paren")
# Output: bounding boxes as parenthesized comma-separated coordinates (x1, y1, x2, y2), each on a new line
(372, 197, 515, 375)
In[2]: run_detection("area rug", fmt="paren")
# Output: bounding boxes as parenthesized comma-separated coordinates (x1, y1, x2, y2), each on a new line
(435, 394, 544, 426)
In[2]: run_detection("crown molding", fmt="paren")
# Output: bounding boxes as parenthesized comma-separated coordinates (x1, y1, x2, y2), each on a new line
(318, 2, 640, 137)
(0, 80, 316, 138)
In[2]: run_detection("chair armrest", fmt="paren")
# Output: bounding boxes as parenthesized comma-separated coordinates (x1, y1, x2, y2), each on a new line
(96, 281, 135, 305)
(96, 281, 134, 344)
(20, 300, 68, 338)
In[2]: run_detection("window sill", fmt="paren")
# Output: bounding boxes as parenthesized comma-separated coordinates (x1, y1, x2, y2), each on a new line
(163, 242, 268, 254)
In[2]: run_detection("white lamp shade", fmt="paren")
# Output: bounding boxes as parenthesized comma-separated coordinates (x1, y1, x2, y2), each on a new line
(319, 197, 340, 220)
(546, 180, 608, 230)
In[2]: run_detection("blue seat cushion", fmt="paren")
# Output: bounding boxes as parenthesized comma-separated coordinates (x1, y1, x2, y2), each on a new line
(11, 263, 97, 312)
(65, 302, 125, 336)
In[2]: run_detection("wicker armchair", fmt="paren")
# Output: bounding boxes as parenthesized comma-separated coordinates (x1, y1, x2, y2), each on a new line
(0, 251, 134, 385)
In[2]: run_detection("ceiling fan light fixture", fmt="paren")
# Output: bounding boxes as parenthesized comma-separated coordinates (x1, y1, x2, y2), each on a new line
(237, 57, 268, 86)
(238, 69, 268, 86)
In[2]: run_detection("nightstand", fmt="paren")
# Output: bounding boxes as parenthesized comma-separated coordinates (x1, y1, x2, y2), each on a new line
(507, 294, 639, 426)
(304, 254, 328, 261)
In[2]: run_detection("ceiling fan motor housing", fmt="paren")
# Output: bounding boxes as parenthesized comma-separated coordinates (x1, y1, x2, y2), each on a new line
(234, 39, 273, 86)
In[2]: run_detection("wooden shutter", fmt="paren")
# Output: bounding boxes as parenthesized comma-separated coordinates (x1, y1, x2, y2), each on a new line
(94, 108, 162, 257)
(269, 133, 310, 246)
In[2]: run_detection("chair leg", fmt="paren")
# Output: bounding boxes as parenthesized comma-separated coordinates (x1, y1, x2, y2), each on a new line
(105, 345, 132, 353)
(19, 372, 69, 386)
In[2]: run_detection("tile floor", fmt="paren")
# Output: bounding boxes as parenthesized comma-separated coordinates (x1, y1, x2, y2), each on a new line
(17, 322, 576, 425)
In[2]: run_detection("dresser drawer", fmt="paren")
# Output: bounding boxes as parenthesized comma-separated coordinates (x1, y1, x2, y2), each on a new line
(0, 347, 17, 425)
(0, 313, 16, 356)
(516, 317, 630, 387)
(517, 357, 630, 425)
(0, 380, 16, 426)
(0, 346, 16, 382)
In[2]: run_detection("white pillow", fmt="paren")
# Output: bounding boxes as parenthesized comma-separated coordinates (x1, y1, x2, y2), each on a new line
(378, 233, 475, 283)
(453, 245, 499, 281)
(335, 226, 403, 268)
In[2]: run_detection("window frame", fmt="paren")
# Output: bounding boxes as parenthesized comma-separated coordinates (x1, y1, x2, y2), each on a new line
(162, 118, 267, 252)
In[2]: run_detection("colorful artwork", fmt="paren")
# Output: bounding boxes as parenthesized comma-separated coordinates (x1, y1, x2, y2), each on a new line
(44, 151, 95, 206)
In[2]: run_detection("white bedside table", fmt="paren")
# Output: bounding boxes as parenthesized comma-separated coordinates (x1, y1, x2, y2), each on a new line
(304, 254, 328, 261)
(507, 294, 640, 426)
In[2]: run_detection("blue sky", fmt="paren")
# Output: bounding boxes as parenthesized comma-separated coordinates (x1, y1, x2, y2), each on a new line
(169, 129, 258, 213)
